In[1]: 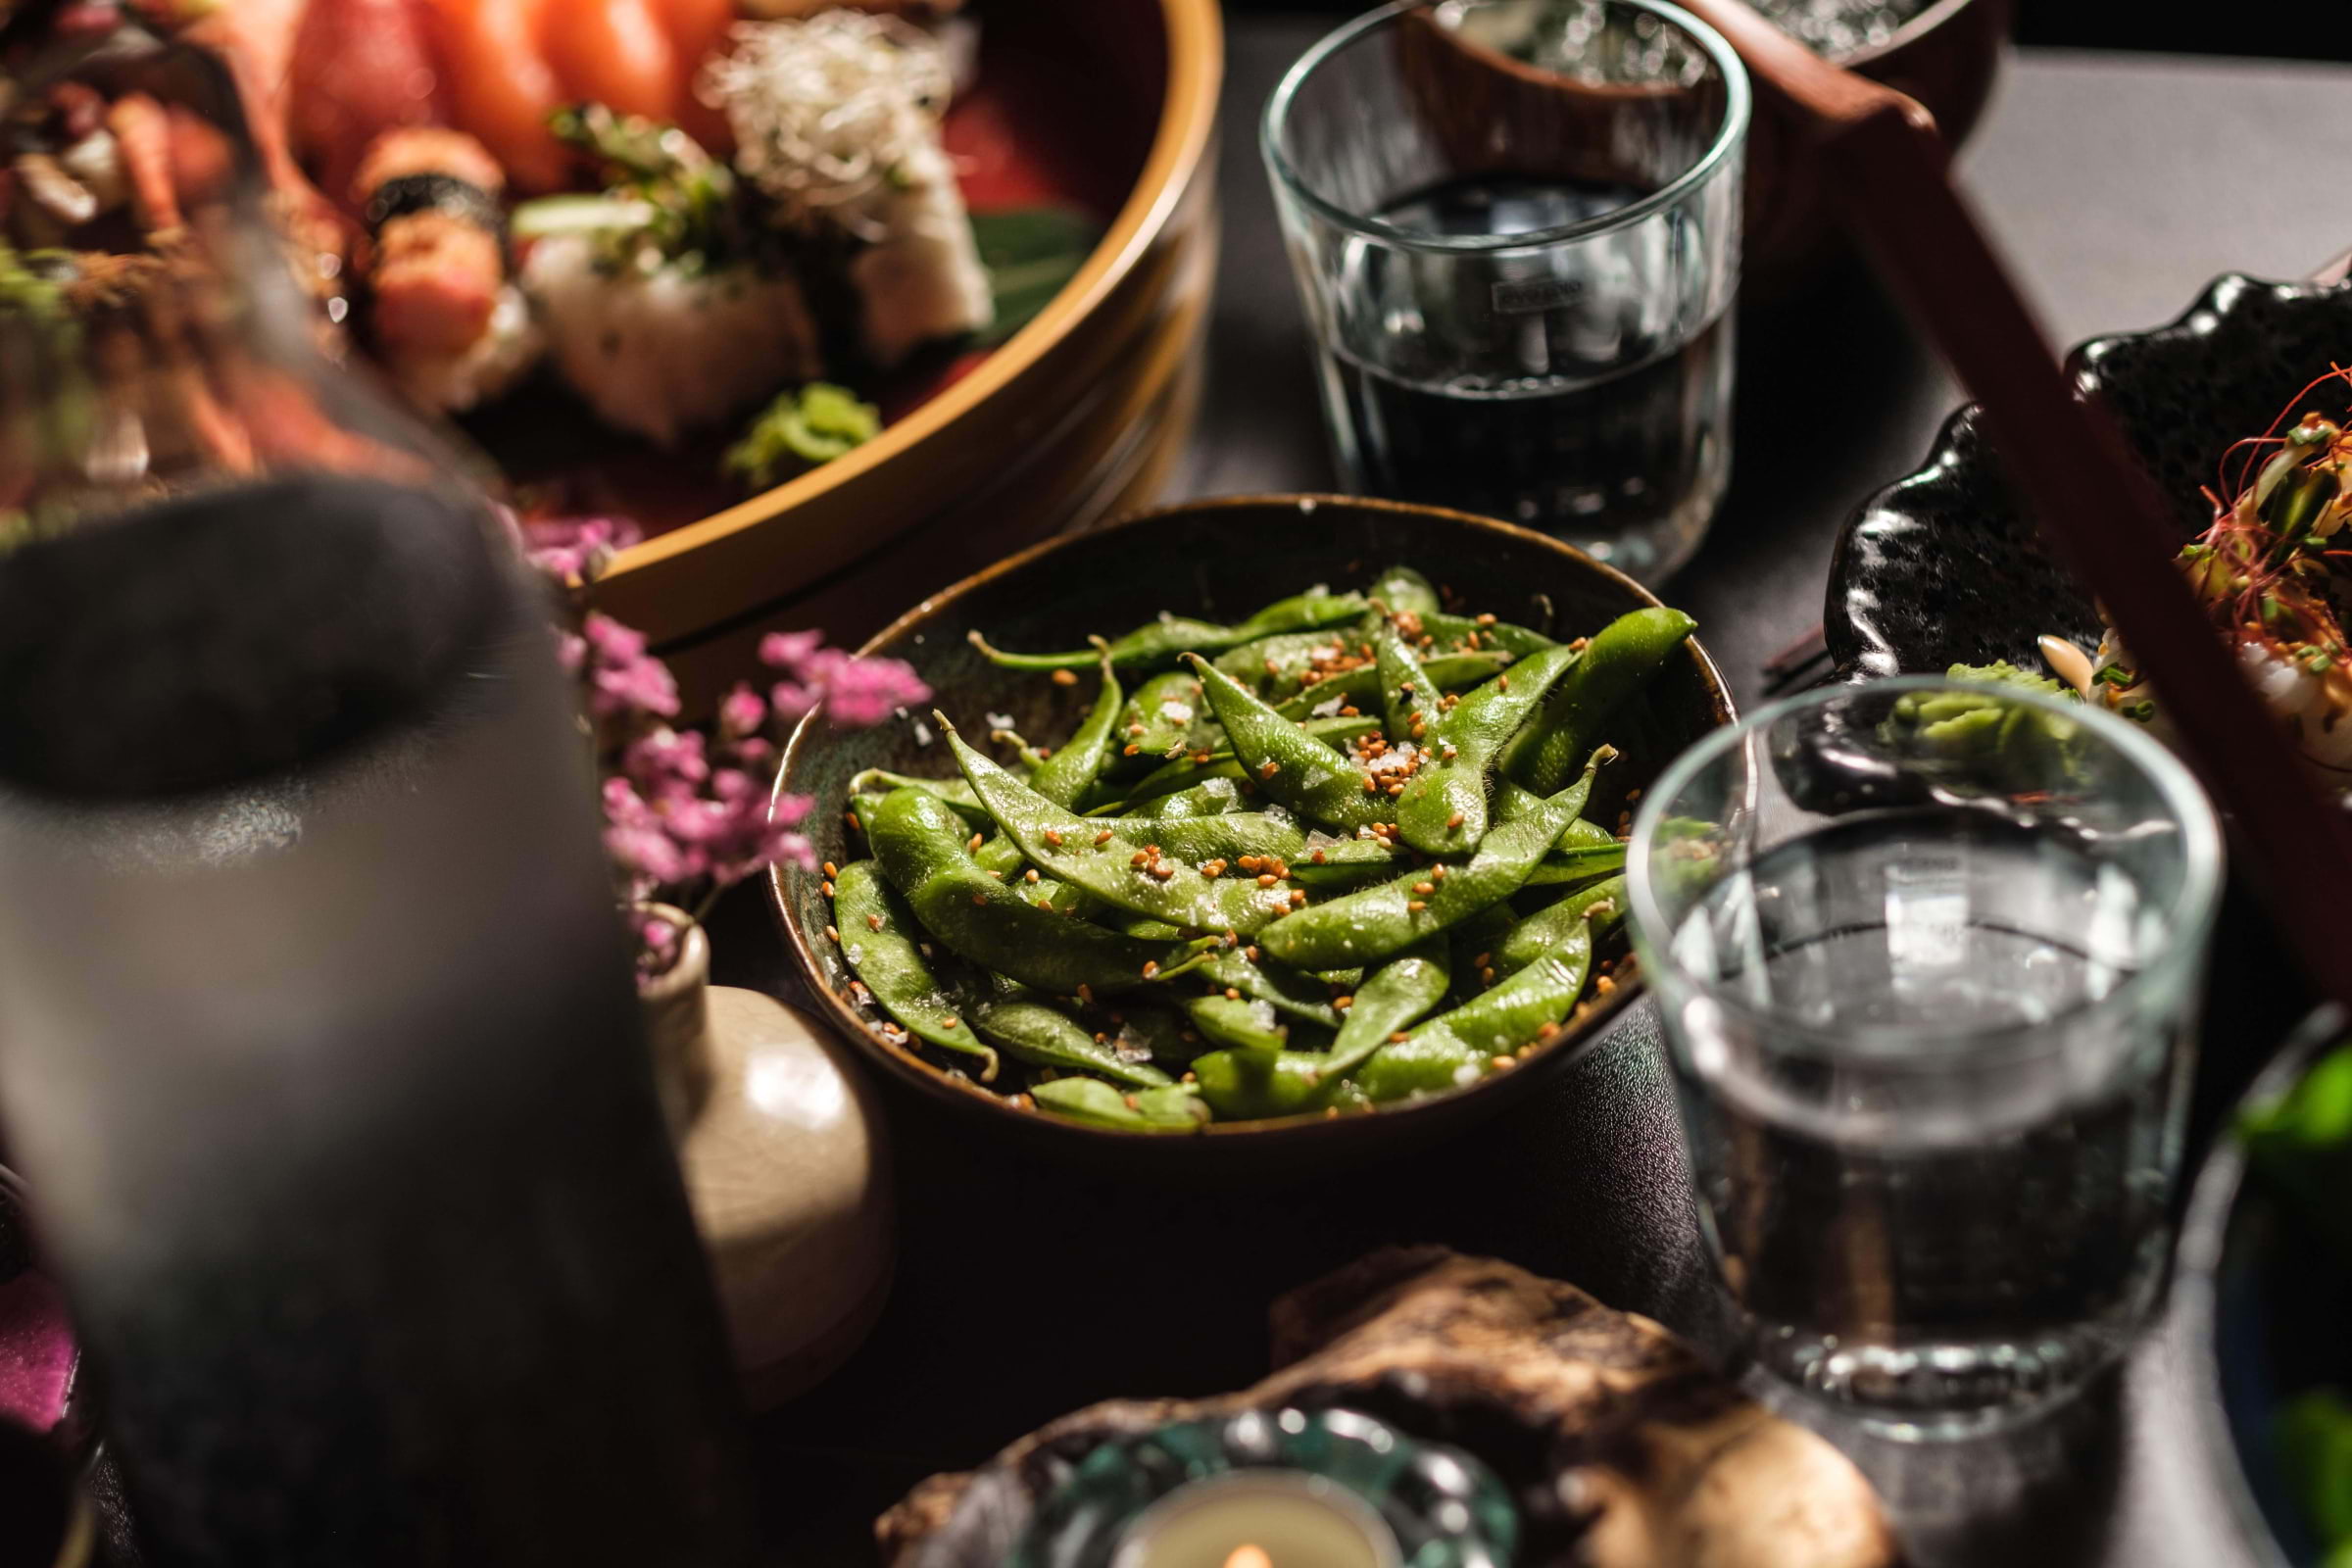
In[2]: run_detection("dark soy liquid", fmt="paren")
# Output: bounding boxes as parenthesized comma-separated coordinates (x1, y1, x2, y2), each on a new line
(1319, 173, 1733, 578)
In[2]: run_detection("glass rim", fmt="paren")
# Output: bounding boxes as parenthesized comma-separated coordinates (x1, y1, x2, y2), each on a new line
(1625, 675, 2226, 1059)
(1259, 0, 1753, 256)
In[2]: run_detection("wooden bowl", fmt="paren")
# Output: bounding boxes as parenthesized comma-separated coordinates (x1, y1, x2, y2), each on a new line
(768, 495, 1734, 1173)
(589, 0, 1223, 698)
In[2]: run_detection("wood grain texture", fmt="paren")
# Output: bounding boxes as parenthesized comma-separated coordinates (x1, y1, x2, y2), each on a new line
(877, 1248, 1900, 1568)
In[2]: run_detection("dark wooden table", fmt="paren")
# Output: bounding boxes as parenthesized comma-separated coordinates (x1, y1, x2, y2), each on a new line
(728, 27, 2352, 1565)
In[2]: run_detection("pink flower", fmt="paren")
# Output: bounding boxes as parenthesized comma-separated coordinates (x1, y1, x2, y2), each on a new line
(624, 726, 710, 793)
(760, 629, 828, 676)
(823, 655, 930, 727)
(580, 612, 679, 721)
(717, 682, 766, 739)
(520, 514, 645, 584)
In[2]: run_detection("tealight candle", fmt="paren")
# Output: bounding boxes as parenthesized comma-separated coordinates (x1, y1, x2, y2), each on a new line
(1112, 1470, 1400, 1568)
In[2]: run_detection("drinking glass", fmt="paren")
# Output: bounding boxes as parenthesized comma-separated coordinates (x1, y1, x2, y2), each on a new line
(1262, 0, 1748, 582)
(1627, 678, 2223, 1437)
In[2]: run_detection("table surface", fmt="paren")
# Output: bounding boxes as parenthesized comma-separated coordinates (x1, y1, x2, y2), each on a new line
(736, 28, 2352, 1566)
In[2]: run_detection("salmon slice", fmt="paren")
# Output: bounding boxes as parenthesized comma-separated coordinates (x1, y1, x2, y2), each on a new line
(288, 0, 449, 206)
(425, 0, 570, 193)
(545, 0, 680, 125)
(651, 0, 737, 149)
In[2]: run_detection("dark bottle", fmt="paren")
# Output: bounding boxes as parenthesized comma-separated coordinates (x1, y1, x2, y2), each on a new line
(0, 35, 754, 1568)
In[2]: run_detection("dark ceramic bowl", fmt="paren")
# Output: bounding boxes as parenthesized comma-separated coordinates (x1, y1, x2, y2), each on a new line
(1826, 267, 2352, 678)
(2176, 1006, 2351, 1568)
(770, 496, 1731, 1169)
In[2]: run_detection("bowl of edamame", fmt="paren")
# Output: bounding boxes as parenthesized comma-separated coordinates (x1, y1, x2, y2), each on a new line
(771, 494, 1731, 1164)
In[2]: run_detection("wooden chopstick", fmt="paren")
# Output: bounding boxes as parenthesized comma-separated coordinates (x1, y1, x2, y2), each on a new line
(1683, 0, 2352, 1007)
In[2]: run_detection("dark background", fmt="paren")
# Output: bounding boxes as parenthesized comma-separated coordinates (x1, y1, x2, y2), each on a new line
(1220, 0, 2339, 63)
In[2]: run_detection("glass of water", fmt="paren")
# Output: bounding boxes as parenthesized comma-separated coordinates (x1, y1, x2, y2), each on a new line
(1261, 0, 1747, 581)
(1628, 678, 2223, 1437)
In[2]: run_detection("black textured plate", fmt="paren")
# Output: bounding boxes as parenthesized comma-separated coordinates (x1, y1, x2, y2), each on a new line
(1826, 270, 2352, 678)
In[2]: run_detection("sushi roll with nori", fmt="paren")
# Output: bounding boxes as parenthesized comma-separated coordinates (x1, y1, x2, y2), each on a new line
(354, 127, 544, 413)
(709, 10, 992, 368)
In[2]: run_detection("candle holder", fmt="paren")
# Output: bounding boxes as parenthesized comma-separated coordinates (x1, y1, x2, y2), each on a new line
(1009, 1406, 1514, 1568)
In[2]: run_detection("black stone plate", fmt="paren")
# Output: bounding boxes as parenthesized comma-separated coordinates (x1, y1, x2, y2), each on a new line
(1825, 270, 2352, 678)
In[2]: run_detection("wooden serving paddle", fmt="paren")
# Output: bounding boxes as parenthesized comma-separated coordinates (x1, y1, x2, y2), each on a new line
(1407, 2, 2352, 1012)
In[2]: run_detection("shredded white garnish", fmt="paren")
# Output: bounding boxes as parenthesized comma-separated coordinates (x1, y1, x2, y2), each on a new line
(705, 13, 954, 238)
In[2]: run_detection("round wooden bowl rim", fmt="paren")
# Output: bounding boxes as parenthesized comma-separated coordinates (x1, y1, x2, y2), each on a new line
(602, 0, 1225, 582)
(770, 494, 1735, 1146)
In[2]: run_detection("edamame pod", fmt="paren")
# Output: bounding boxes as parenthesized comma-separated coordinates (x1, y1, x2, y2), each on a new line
(968, 588, 1366, 670)
(829, 860, 1001, 1080)
(1501, 608, 1696, 793)
(1032, 1078, 1209, 1132)
(969, 999, 1173, 1088)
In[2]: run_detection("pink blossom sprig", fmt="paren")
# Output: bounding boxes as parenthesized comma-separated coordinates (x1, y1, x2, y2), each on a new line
(519, 511, 928, 982)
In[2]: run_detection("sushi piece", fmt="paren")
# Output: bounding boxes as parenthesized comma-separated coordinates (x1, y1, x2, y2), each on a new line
(521, 232, 821, 448)
(354, 127, 542, 412)
(707, 11, 991, 368)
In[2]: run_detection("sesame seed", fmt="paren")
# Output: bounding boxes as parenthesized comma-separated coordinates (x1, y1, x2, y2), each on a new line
(1142, 961, 1160, 978)
(1472, 952, 1492, 965)
(1260, 760, 1280, 778)
(1045, 829, 1063, 846)
(943, 1016, 960, 1029)
(1025, 869, 1041, 883)
(1052, 669, 1079, 686)
(824, 924, 840, 943)
(820, 880, 835, 898)
(1477, 612, 1496, 626)
(1491, 1054, 1515, 1070)
(822, 861, 839, 877)
(1224, 988, 1242, 1001)
(972, 894, 988, 906)
(1312, 849, 1328, 864)
(1334, 996, 1354, 1009)
(1124, 744, 1142, 756)
(1413, 882, 1435, 895)
(1407, 900, 1427, 912)
(1239, 856, 1260, 871)
(1246, 946, 1260, 960)
(967, 832, 984, 852)
(1131, 851, 1152, 867)
(846, 811, 860, 829)
(1128, 722, 1146, 735)
(1095, 829, 1114, 845)
(1446, 810, 1466, 828)
(866, 913, 884, 931)
(1325, 1105, 1342, 1119)
(1497, 674, 1510, 691)
(1152, 862, 1176, 880)
(1432, 864, 1447, 880)
(1290, 890, 1307, 906)
(1390, 1031, 1411, 1043)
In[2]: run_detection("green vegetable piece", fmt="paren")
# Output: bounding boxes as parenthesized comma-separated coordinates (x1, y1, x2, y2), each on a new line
(1116, 713, 1379, 804)
(1257, 748, 1614, 970)
(1214, 626, 1373, 702)
(1082, 811, 1306, 868)
(1367, 564, 1441, 618)
(1271, 649, 1514, 720)
(864, 788, 1200, 996)
(829, 860, 1001, 1080)
(1522, 841, 1630, 887)
(1354, 889, 1611, 1102)
(1028, 645, 1121, 808)
(848, 769, 987, 821)
(968, 1000, 1171, 1089)
(970, 205, 1103, 350)
(1118, 669, 1209, 764)
(1189, 656, 1395, 832)
(1290, 837, 1400, 889)
(969, 588, 1367, 670)
(1397, 639, 1586, 855)
(1374, 617, 1437, 744)
(1501, 608, 1695, 793)
(1124, 778, 1248, 819)
(1031, 1076, 1209, 1132)
(941, 719, 1297, 935)
(1492, 875, 1626, 981)
(1944, 660, 2077, 700)
(2240, 1042, 2352, 1251)
(1186, 994, 1294, 1054)
(1196, 949, 1343, 1027)
(725, 382, 882, 490)
(1191, 1049, 1373, 1121)
(1415, 610, 1553, 659)
(1324, 936, 1452, 1074)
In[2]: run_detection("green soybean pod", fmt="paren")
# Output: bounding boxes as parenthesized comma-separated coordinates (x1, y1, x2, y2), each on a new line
(1186, 994, 1298, 1054)
(1195, 949, 1343, 1027)
(1191, 1047, 1373, 1121)
(847, 769, 987, 821)
(865, 788, 1200, 996)
(1323, 935, 1451, 1075)
(1189, 656, 1394, 832)
(1491, 875, 1627, 981)
(1501, 607, 1697, 794)
(969, 999, 1173, 1089)
(1117, 669, 1208, 764)
(829, 860, 1001, 1081)
(1027, 646, 1123, 808)
(1031, 1078, 1210, 1132)
(1373, 617, 1437, 744)
(1366, 564, 1441, 618)
(1396, 639, 1585, 856)
(968, 588, 1367, 670)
